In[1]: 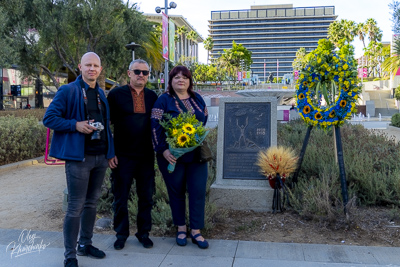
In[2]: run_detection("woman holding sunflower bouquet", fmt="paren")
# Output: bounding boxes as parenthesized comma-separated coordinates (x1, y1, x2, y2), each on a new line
(151, 66, 209, 249)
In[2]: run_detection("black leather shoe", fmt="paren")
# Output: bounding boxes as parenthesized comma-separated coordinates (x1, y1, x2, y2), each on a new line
(114, 239, 126, 250)
(135, 233, 153, 248)
(176, 231, 187, 246)
(190, 233, 209, 249)
(64, 258, 79, 267)
(77, 244, 106, 259)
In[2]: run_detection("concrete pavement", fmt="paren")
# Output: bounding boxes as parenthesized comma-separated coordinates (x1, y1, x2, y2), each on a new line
(1, 228, 399, 267)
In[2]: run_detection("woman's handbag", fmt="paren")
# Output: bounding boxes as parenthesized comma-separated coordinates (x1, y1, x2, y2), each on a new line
(199, 140, 213, 162)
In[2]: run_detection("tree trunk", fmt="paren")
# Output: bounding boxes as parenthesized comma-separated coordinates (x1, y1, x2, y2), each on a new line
(98, 68, 106, 91)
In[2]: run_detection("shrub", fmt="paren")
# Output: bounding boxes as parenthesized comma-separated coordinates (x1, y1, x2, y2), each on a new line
(0, 109, 47, 121)
(395, 85, 400, 101)
(280, 120, 400, 220)
(392, 113, 400, 127)
(0, 115, 47, 165)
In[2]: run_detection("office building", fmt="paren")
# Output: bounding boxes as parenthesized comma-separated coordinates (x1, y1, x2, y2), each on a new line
(208, 4, 337, 81)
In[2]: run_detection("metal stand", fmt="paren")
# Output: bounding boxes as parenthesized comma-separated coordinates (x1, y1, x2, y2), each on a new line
(292, 126, 313, 184)
(290, 125, 349, 214)
(334, 126, 349, 212)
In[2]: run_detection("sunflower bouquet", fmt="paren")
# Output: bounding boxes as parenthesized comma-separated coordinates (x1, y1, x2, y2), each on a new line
(159, 112, 209, 172)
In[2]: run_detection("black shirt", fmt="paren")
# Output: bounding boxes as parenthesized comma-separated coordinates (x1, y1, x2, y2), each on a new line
(84, 87, 107, 155)
(107, 85, 158, 159)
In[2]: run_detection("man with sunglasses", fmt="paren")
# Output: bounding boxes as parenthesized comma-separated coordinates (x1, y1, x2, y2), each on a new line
(107, 59, 158, 250)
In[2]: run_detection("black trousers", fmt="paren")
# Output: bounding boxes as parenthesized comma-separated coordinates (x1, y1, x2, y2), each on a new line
(157, 153, 208, 229)
(112, 155, 155, 240)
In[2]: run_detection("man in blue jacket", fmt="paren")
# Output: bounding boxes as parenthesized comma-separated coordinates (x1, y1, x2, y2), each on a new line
(43, 52, 115, 267)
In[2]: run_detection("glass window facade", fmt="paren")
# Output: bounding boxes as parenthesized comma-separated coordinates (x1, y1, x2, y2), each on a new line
(209, 6, 337, 79)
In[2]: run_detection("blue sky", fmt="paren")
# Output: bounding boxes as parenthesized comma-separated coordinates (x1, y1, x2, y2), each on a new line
(136, 0, 394, 63)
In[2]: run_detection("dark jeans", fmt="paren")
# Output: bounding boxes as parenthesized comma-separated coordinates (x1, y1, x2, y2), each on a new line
(112, 156, 155, 240)
(157, 154, 208, 229)
(64, 154, 108, 259)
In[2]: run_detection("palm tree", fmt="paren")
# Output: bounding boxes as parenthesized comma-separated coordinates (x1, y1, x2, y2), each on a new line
(328, 19, 356, 47)
(356, 22, 367, 48)
(365, 18, 382, 43)
(141, 30, 164, 72)
(292, 47, 307, 70)
(176, 25, 187, 59)
(383, 38, 400, 77)
(203, 36, 214, 64)
(186, 30, 198, 61)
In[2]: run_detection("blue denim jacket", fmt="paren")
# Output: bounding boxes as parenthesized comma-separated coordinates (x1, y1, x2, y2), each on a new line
(43, 75, 115, 161)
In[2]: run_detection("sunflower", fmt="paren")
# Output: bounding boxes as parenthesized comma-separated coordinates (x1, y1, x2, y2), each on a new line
(182, 123, 196, 134)
(329, 110, 336, 118)
(171, 128, 178, 136)
(340, 100, 347, 108)
(314, 112, 322, 120)
(298, 93, 305, 100)
(177, 134, 189, 147)
(303, 106, 311, 114)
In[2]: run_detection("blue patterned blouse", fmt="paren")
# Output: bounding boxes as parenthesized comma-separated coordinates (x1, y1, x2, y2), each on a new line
(151, 92, 208, 154)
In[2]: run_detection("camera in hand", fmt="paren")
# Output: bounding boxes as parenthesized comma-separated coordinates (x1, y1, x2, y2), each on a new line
(89, 122, 104, 140)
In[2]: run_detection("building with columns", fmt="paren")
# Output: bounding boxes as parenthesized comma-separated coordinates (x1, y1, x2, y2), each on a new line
(145, 14, 204, 63)
(208, 4, 337, 81)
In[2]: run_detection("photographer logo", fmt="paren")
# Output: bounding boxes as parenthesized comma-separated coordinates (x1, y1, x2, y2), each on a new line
(6, 229, 50, 258)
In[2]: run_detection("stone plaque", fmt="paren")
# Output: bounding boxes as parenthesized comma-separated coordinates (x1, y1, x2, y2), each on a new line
(223, 102, 271, 180)
(211, 97, 277, 211)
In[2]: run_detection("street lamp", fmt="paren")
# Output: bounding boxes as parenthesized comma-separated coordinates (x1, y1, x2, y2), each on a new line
(125, 42, 141, 61)
(155, 1, 177, 91)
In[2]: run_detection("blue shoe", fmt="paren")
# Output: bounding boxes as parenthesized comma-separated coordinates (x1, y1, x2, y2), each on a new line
(176, 231, 187, 246)
(190, 233, 209, 249)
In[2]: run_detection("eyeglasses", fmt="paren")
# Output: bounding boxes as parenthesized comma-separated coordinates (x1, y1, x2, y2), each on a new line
(130, 69, 149, 76)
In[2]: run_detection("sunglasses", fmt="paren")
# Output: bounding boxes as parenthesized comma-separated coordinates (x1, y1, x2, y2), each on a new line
(130, 69, 149, 76)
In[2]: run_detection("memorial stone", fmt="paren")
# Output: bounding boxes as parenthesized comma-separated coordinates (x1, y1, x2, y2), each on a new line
(210, 97, 277, 211)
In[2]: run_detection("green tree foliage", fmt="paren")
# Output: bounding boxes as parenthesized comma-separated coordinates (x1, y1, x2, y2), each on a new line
(328, 17, 384, 79)
(186, 30, 199, 60)
(364, 41, 386, 77)
(203, 36, 214, 64)
(328, 19, 357, 47)
(0, 0, 161, 88)
(382, 40, 400, 77)
(218, 41, 252, 84)
(292, 47, 308, 71)
(176, 25, 187, 59)
(384, 2, 400, 77)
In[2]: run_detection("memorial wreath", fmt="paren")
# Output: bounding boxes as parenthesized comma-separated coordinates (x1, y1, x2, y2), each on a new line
(296, 39, 361, 129)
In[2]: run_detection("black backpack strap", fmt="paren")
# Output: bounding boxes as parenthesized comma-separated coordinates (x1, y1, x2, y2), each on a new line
(172, 93, 188, 113)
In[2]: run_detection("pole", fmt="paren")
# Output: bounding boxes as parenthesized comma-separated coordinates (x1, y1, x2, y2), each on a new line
(277, 59, 279, 84)
(0, 68, 3, 110)
(292, 126, 313, 184)
(164, 0, 169, 91)
(334, 126, 349, 213)
(264, 59, 266, 83)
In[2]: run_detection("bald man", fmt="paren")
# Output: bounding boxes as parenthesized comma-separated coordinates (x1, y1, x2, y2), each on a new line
(44, 52, 115, 267)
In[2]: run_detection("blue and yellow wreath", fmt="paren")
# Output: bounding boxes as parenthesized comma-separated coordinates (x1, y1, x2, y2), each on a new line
(296, 39, 361, 129)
